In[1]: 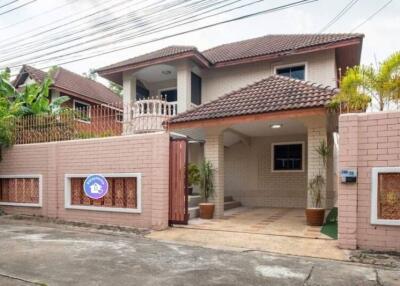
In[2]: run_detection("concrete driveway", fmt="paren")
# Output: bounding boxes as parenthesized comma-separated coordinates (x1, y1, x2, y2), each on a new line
(0, 217, 398, 286)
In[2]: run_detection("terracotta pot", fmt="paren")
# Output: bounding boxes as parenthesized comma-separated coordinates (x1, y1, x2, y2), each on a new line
(305, 208, 325, 226)
(199, 203, 215, 219)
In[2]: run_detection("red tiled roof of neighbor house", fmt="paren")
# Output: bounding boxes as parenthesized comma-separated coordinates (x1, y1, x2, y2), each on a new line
(97, 34, 363, 77)
(202, 33, 363, 65)
(169, 75, 338, 124)
(16, 65, 122, 105)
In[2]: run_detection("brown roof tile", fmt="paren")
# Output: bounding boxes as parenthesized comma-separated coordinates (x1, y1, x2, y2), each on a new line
(97, 45, 200, 72)
(202, 34, 363, 64)
(169, 75, 338, 124)
(17, 65, 121, 105)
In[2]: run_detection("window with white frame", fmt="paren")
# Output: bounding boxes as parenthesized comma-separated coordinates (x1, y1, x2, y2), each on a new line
(276, 64, 306, 80)
(272, 142, 304, 171)
(371, 167, 400, 226)
(73, 100, 91, 122)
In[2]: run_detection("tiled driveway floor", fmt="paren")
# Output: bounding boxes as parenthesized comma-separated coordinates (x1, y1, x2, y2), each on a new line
(185, 207, 331, 239)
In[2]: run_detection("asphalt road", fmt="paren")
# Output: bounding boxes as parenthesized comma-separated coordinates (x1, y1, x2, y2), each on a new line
(0, 218, 398, 286)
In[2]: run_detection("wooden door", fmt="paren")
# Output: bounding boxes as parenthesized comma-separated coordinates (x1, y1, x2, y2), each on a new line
(169, 138, 189, 225)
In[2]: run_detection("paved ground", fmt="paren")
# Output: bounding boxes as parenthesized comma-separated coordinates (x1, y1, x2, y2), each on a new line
(149, 207, 347, 260)
(0, 217, 399, 286)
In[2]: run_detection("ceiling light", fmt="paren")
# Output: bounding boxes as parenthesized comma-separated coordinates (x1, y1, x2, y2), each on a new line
(161, 70, 171, 75)
(270, 124, 282, 129)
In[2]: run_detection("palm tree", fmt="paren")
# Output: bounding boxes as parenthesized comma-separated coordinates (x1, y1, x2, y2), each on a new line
(329, 51, 400, 112)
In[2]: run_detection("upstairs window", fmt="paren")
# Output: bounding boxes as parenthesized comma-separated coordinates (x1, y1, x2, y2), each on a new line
(276, 65, 305, 80)
(272, 142, 304, 171)
(191, 72, 202, 106)
(73, 100, 91, 123)
(160, 88, 177, 102)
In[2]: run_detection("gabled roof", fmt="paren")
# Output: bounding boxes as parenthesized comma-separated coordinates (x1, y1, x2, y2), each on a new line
(202, 33, 363, 66)
(97, 33, 363, 84)
(14, 65, 122, 105)
(169, 75, 338, 124)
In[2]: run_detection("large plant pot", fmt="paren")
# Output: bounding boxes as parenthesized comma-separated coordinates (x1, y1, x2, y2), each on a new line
(305, 208, 325, 226)
(199, 203, 215, 219)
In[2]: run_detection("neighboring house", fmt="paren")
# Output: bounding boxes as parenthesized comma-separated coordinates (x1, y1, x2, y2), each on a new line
(13, 65, 123, 136)
(97, 33, 364, 218)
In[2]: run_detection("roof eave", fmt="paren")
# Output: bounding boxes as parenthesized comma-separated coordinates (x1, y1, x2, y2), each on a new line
(168, 107, 328, 130)
(97, 51, 210, 85)
(210, 37, 363, 68)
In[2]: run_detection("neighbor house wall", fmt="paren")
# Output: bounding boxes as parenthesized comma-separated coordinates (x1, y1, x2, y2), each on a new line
(0, 133, 170, 230)
(339, 112, 400, 251)
(202, 49, 336, 104)
(224, 134, 308, 208)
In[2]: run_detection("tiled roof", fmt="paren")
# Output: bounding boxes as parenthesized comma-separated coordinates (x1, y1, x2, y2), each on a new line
(97, 45, 200, 72)
(169, 75, 338, 124)
(97, 34, 363, 76)
(202, 34, 363, 64)
(18, 65, 121, 104)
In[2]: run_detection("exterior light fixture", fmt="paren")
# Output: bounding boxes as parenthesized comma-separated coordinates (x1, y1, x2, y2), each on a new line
(161, 70, 172, 75)
(270, 124, 282, 129)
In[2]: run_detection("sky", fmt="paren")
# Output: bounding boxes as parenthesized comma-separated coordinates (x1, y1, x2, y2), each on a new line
(0, 0, 398, 81)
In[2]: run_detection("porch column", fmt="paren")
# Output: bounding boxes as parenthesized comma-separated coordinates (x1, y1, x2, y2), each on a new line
(176, 61, 191, 113)
(204, 127, 225, 218)
(122, 72, 136, 134)
(307, 124, 328, 208)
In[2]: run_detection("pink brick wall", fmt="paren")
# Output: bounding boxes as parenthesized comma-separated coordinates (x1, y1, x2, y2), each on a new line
(0, 133, 170, 230)
(339, 112, 400, 251)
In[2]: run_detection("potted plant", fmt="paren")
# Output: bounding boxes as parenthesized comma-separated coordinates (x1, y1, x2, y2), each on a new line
(187, 163, 200, 195)
(305, 140, 331, 226)
(198, 160, 215, 219)
(305, 174, 325, 226)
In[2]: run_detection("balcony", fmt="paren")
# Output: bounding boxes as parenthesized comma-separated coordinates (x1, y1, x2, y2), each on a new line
(124, 99, 178, 134)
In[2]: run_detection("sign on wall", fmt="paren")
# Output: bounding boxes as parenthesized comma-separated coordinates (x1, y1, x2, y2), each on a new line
(83, 174, 109, 200)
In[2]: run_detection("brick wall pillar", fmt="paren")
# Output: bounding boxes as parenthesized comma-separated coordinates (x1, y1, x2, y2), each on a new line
(338, 114, 359, 249)
(204, 127, 225, 218)
(307, 125, 328, 208)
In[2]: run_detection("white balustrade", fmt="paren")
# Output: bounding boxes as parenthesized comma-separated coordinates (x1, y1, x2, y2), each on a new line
(124, 99, 177, 134)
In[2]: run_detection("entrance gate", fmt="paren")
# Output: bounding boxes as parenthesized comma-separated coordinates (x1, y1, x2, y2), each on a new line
(169, 138, 188, 225)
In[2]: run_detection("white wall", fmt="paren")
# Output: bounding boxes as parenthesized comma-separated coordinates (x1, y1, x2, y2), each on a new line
(202, 49, 336, 104)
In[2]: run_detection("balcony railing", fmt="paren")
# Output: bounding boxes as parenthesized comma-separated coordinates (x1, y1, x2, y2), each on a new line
(124, 99, 178, 134)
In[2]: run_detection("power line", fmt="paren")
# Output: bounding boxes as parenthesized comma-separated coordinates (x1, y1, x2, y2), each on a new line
(0, 0, 80, 31)
(0, 0, 37, 17)
(3, 0, 265, 67)
(0, 0, 234, 64)
(0, 0, 138, 47)
(351, 0, 393, 32)
(0, 0, 19, 10)
(6, 0, 317, 73)
(319, 0, 359, 33)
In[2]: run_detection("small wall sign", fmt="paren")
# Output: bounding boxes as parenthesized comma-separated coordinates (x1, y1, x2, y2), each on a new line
(84, 174, 109, 200)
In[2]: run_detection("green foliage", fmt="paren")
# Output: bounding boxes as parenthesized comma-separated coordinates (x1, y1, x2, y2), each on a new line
(199, 160, 215, 202)
(109, 82, 123, 97)
(308, 174, 325, 208)
(188, 163, 201, 187)
(330, 51, 400, 112)
(82, 68, 97, 80)
(314, 140, 330, 167)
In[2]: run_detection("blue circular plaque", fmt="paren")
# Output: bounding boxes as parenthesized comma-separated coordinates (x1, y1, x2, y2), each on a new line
(83, 175, 109, 200)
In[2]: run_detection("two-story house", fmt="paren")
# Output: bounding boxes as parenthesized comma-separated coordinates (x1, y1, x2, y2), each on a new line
(97, 33, 364, 219)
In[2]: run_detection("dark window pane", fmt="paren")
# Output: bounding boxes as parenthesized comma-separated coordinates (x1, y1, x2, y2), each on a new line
(136, 85, 149, 100)
(273, 144, 302, 170)
(276, 65, 305, 80)
(160, 89, 177, 102)
(191, 73, 202, 105)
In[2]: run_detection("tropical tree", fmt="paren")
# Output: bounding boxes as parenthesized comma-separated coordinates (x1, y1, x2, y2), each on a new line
(329, 51, 400, 112)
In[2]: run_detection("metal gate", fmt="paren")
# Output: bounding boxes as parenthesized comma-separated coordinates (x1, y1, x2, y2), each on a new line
(169, 138, 189, 225)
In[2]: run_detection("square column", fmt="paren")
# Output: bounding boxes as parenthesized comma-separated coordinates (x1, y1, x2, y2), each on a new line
(176, 61, 191, 113)
(204, 128, 225, 218)
(122, 72, 136, 133)
(307, 125, 328, 208)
